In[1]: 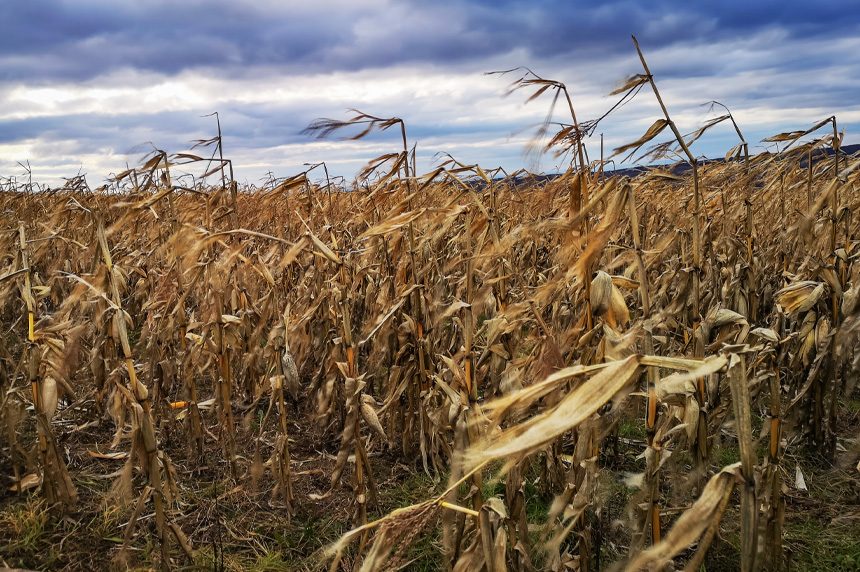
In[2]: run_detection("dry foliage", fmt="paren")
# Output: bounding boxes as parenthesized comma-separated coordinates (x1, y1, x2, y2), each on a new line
(0, 39, 859, 572)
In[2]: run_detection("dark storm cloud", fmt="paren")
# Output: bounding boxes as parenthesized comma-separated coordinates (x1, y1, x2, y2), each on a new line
(0, 0, 343, 81)
(2, 0, 857, 82)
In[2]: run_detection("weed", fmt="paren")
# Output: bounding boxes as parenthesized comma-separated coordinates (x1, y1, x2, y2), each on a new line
(0, 495, 58, 568)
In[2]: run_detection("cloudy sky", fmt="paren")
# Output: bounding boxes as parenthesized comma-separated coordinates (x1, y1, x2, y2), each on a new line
(2, 0, 859, 188)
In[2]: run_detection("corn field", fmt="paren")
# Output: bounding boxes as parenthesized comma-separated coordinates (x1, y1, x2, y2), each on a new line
(1, 40, 859, 572)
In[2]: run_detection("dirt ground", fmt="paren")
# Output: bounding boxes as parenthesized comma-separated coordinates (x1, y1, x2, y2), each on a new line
(2, 390, 860, 571)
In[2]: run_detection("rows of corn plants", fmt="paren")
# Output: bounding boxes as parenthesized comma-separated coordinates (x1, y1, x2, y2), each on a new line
(1, 42, 859, 571)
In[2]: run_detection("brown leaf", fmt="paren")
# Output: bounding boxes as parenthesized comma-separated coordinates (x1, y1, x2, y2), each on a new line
(88, 450, 129, 460)
(628, 465, 738, 571)
(9, 473, 41, 492)
(613, 119, 669, 156)
(608, 74, 649, 96)
(462, 355, 642, 471)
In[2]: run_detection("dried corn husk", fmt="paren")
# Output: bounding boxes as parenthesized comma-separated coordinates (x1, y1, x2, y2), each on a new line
(590, 271, 614, 316)
(842, 282, 859, 316)
(361, 394, 387, 442)
(776, 281, 824, 314)
(281, 349, 300, 401)
(609, 284, 630, 326)
(41, 376, 58, 420)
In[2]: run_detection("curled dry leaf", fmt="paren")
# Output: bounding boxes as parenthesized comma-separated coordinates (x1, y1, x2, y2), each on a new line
(613, 118, 670, 157)
(611, 274, 640, 290)
(656, 355, 727, 399)
(750, 327, 780, 344)
(88, 450, 129, 460)
(710, 308, 747, 327)
(627, 464, 739, 572)
(609, 284, 630, 326)
(9, 473, 41, 492)
(795, 465, 808, 491)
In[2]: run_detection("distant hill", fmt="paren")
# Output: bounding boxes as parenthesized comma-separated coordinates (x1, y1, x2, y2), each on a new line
(493, 143, 860, 187)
